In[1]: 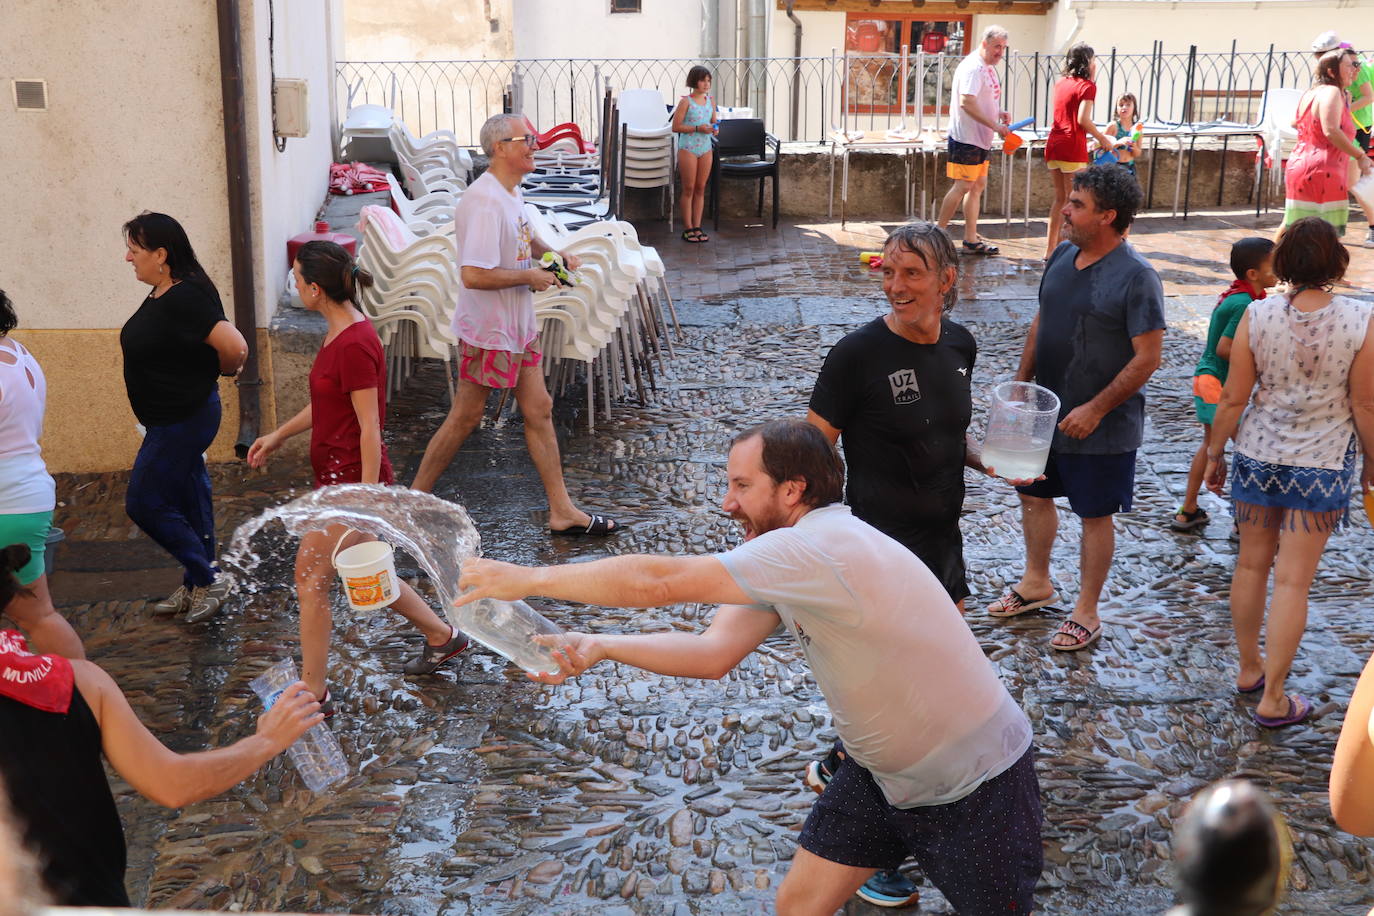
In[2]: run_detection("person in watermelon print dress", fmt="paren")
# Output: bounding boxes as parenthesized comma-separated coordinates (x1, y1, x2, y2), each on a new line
(1282, 48, 1372, 236)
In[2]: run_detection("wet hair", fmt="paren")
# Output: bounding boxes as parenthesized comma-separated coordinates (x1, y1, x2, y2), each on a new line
(1272, 217, 1348, 288)
(0, 291, 14, 338)
(732, 419, 844, 510)
(122, 212, 214, 290)
(1116, 93, 1139, 122)
(0, 544, 33, 608)
(1229, 237, 1275, 281)
(294, 240, 374, 305)
(882, 222, 960, 313)
(686, 65, 711, 91)
(1062, 43, 1095, 79)
(1071, 164, 1143, 233)
(478, 113, 523, 156)
(982, 25, 1008, 44)
(1315, 48, 1348, 87)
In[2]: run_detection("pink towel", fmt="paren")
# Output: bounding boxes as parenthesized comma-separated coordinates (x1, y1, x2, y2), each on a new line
(357, 205, 417, 251)
(330, 162, 390, 195)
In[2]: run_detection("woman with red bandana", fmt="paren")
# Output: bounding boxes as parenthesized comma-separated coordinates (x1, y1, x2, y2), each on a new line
(0, 543, 320, 906)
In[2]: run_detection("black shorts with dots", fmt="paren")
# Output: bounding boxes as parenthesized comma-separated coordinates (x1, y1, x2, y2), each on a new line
(797, 744, 1042, 915)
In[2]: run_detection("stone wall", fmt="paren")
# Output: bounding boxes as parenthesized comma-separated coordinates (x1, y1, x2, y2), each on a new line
(626, 141, 1267, 225)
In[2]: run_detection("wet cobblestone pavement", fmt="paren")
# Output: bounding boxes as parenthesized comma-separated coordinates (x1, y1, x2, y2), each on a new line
(44, 211, 1374, 913)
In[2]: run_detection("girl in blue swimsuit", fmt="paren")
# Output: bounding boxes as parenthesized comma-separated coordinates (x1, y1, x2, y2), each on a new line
(671, 65, 718, 242)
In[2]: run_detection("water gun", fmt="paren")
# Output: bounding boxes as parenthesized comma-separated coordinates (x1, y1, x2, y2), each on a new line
(859, 251, 883, 269)
(1001, 117, 1036, 154)
(539, 251, 578, 287)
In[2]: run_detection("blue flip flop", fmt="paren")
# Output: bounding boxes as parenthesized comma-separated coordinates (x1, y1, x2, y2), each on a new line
(1253, 694, 1311, 728)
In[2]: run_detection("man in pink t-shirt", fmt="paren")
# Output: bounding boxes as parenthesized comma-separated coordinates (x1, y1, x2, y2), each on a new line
(936, 25, 1012, 256)
(412, 113, 621, 537)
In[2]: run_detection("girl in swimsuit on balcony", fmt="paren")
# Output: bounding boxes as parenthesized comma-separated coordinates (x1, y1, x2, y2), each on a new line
(671, 65, 718, 243)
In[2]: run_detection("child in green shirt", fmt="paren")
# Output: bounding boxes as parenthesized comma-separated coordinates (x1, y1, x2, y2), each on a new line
(1172, 237, 1276, 532)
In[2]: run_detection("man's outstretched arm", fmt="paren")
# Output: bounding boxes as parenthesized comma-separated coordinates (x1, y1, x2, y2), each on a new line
(457, 554, 755, 610)
(529, 604, 783, 684)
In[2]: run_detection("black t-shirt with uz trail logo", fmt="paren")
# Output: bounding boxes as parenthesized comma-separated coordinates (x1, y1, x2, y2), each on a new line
(810, 316, 975, 531)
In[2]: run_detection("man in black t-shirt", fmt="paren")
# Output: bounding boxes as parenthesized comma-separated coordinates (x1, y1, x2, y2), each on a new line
(809, 223, 987, 609)
(809, 315, 977, 605)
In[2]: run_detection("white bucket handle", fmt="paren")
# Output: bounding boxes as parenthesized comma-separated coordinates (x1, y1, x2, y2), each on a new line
(330, 527, 359, 568)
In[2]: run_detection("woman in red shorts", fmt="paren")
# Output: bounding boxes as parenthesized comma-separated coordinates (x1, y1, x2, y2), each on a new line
(248, 241, 468, 710)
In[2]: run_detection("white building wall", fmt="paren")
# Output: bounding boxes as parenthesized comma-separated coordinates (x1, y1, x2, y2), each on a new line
(0, 1, 338, 471)
(512, 1, 706, 61)
(246, 0, 344, 320)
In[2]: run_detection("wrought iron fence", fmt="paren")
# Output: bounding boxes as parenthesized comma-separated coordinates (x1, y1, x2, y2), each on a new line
(337, 45, 1313, 149)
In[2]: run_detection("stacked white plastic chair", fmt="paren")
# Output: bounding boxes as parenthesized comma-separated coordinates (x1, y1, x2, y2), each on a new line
(1255, 88, 1302, 207)
(524, 204, 683, 431)
(389, 121, 471, 201)
(354, 205, 461, 401)
(614, 89, 675, 226)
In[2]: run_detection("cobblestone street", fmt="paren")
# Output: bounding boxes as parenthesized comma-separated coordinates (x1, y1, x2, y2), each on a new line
(46, 210, 1374, 914)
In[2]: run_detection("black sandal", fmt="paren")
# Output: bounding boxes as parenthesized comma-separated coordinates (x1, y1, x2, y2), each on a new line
(961, 238, 1000, 256)
(682, 229, 698, 242)
(551, 513, 623, 537)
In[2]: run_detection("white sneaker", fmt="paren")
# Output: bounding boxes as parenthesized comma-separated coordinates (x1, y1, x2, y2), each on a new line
(1364, 227, 1374, 248)
(151, 585, 192, 615)
(185, 578, 232, 623)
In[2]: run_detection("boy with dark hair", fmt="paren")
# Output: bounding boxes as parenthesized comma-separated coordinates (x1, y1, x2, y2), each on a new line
(1171, 237, 1276, 531)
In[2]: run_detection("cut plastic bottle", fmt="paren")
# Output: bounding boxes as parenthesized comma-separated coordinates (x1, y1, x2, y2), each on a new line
(249, 658, 348, 793)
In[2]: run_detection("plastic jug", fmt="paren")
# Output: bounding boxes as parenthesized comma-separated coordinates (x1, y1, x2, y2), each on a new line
(287, 221, 357, 268)
(981, 381, 1061, 480)
(449, 597, 565, 676)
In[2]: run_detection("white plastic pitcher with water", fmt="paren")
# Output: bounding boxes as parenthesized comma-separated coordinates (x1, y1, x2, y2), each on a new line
(981, 381, 1061, 481)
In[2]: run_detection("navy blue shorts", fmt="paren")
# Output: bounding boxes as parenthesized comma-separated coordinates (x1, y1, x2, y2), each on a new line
(797, 746, 1043, 916)
(1015, 449, 1137, 518)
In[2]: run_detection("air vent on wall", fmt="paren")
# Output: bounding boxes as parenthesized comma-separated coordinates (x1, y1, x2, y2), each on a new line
(13, 80, 47, 112)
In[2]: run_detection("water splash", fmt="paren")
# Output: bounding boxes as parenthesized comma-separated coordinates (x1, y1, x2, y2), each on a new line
(223, 484, 482, 611)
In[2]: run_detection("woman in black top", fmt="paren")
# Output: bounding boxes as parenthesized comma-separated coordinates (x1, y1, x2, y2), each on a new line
(0, 543, 320, 906)
(120, 213, 247, 623)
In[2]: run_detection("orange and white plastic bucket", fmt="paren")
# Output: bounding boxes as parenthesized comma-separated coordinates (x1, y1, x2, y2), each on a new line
(332, 535, 398, 612)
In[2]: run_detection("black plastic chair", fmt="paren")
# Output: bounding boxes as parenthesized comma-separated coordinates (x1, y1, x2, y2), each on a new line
(709, 118, 780, 230)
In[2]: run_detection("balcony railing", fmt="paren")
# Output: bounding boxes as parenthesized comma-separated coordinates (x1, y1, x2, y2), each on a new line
(337, 44, 1313, 149)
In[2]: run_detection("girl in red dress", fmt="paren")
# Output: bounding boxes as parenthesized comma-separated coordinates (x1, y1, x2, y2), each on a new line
(1044, 43, 1117, 258)
(248, 241, 467, 709)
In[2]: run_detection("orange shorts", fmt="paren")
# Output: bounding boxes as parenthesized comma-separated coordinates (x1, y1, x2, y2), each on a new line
(458, 341, 541, 389)
(1192, 374, 1223, 404)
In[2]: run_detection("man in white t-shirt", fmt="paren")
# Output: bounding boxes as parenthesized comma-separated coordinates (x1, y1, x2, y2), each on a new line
(411, 113, 620, 538)
(457, 419, 1042, 916)
(937, 25, 1011, 256)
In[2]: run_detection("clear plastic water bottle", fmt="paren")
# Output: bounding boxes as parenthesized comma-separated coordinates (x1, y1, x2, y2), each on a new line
(248, 658, 348, 793)
(451, 598, 564, 676)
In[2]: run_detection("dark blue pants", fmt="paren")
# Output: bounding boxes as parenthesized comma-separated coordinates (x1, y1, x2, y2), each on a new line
(125, 390, 220, 588)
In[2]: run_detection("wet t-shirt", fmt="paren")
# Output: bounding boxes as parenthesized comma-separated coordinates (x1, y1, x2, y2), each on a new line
(120, 280, 227, 426)
(308, 320, 394, 488)
(809, 316, 974, 533)
(718, 505, 1032, 809)
(1035, 240, 1166, 454)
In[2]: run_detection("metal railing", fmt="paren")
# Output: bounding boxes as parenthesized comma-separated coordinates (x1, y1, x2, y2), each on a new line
(337, 44, 1314, 148)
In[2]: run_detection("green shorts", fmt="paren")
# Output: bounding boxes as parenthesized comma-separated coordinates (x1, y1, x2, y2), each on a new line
(1193, 395, 1217, 425)
(0, 510, 54, 585)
